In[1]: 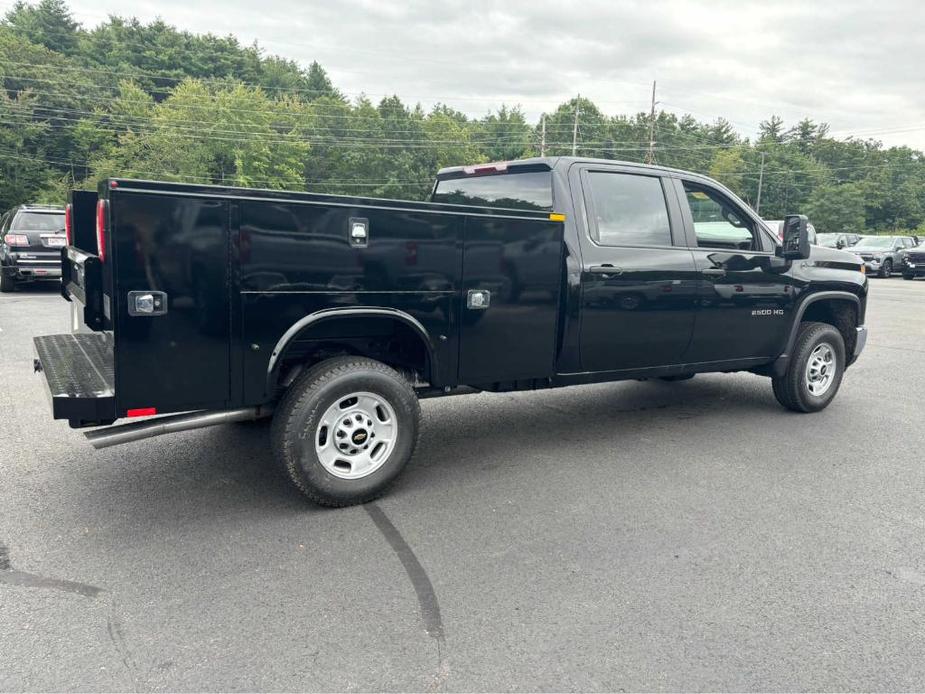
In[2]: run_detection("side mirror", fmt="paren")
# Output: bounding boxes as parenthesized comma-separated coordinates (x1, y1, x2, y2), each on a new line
(836, 239, 846, 249)
(777, 214, 810, 260)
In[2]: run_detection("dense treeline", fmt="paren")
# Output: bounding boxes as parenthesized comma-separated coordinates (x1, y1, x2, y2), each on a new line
(2, 0, 924, 235)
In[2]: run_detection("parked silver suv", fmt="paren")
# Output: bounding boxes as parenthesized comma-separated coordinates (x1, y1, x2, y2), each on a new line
(851, 235, 917, 277)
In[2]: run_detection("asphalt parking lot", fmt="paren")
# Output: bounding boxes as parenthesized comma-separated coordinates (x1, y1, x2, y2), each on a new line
(2, 279, 925, 692)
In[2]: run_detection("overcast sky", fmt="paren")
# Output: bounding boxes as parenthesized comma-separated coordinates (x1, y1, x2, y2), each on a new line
(62, 0, 925, 150)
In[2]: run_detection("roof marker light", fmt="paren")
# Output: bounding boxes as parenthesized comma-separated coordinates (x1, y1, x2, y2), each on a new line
(463, 162, 509, 175)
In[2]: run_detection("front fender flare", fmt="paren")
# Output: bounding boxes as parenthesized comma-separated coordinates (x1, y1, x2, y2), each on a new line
(771, 290, 861, 376)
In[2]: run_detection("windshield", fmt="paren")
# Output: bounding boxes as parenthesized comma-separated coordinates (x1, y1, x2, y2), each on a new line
(816, 234, 839, 247)
(12, 211, 65, 231)
(853, 237, 893, 249)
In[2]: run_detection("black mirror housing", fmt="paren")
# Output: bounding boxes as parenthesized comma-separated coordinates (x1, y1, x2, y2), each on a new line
(777, 214, 810, 260)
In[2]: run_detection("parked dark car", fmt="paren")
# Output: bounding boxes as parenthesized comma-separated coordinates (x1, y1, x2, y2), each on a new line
(0, 204, 66, 291)
(901, 241, 925, 280)
(850, 235, 917, 277)
(33, 158, 868, 506)
(816, 232, 861, 249)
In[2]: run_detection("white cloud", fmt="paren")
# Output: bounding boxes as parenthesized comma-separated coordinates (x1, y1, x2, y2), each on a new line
(68, 0, 925, 148)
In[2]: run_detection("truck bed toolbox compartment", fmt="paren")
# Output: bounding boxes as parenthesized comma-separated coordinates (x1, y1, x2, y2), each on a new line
(33, 332, 115, 425)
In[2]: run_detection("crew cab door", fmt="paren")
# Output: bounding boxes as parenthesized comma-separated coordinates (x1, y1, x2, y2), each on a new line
(111, 193, 232, 413)
(673, 177, 795, 362)
(574, 166, 699, 371)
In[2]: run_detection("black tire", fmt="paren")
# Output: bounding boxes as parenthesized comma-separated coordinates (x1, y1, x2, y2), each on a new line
(772, 321, 845, 413)
(660, 373, 695, 382)
(879, 259, 892, 278)
(0, 272, 15, 292)
(271, 356, 420, 507)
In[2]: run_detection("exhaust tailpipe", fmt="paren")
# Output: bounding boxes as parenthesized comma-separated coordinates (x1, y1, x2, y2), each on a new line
(84, 407, 271, 449)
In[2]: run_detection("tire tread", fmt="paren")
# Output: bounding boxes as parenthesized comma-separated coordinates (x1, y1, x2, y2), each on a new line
(772, 321, 845, 413)
(271, 356, 420, 506)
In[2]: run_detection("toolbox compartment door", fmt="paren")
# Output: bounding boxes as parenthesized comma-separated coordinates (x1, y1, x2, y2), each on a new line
(111, 194, 232, 414)
(458, 216, 564, 384)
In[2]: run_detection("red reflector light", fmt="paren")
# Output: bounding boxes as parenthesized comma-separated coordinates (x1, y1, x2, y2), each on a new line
(127, 407, 157, 417)
(64, 203, 73, 246)
(95, 199, 107, 262)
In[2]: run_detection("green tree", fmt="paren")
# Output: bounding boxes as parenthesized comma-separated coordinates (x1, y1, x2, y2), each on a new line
(478, 105, 532, 162)
(805, 183, 866, 233)
(758, 115, 785, 143)
(91, 80, 308, 189)
(3, 0, 78, 54)
(304, 61, 342, 101)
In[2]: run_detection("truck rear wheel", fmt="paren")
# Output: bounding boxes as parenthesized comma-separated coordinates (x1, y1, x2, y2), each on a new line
(271, 356, 420, 507)
(772, 321, 845, 413)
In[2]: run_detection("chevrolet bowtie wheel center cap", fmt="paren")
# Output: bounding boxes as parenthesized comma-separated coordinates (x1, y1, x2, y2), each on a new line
(314, 392, 398, 480)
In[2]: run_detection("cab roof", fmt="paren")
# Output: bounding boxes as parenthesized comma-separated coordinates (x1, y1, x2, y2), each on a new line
(436, 156, 702, 179)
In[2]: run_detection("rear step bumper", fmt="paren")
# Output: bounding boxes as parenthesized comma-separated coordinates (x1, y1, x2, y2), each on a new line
(33, 332, 115, 426)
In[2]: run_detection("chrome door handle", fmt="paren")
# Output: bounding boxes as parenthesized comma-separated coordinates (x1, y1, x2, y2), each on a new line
(589, 265, 623, 276)
(701, 268, 726, 277)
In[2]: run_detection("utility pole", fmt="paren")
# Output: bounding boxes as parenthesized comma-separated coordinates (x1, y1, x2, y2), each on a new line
(645, 81, 657, 165)
(540, 114, 546, 157)
(756, 151, 766, 214)
(571, 95, 580, 156)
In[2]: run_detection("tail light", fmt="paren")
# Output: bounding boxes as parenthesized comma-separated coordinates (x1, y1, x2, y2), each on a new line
(4, 233, 29, 246)
(64, 203, 73, 246)
(95, 199, 108, 262)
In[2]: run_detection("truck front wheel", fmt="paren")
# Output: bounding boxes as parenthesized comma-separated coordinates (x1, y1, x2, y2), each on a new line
(271, 356, 420, 507)
(772, 321, 845, 413)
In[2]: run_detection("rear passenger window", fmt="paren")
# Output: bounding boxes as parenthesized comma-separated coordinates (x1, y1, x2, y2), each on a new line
(586, 172, 671, 246)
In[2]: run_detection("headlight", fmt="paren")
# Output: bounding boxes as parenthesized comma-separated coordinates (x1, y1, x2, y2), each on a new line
(873, 253, 883, 260)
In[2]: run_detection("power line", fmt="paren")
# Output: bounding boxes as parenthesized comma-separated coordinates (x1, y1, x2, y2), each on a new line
(645, 81, 657, 165)
(0, 58, 651, 108)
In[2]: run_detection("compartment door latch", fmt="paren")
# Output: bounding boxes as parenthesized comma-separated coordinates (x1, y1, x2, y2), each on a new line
(127, 290, 168, 317)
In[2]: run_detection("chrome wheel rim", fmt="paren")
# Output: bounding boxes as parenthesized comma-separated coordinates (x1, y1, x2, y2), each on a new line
(805, 342, 836, 397)
(314, 392, 397, 480)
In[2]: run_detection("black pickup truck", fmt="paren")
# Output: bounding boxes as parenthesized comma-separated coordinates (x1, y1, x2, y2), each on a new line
(33, 157, 868, 506)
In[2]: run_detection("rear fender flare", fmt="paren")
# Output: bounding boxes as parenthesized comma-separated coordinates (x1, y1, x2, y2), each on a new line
(265, 306, 438, 388)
